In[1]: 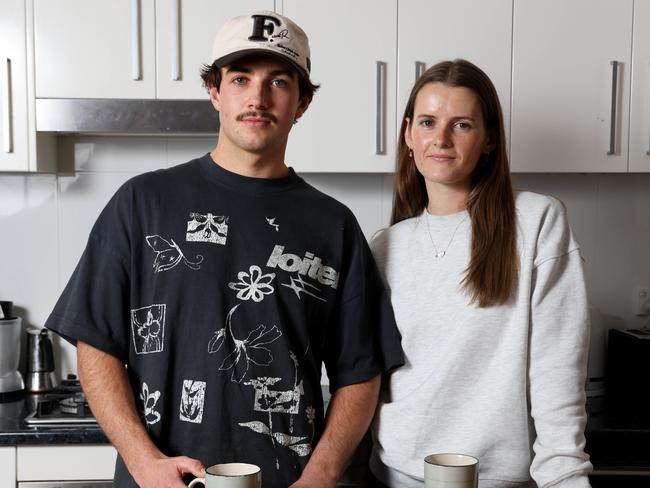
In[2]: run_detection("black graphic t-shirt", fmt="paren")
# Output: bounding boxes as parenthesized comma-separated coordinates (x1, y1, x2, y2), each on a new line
(46, 154, 404, 487)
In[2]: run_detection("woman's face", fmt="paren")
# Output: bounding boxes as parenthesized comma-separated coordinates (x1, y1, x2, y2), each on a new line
(405, 82, 493, 194)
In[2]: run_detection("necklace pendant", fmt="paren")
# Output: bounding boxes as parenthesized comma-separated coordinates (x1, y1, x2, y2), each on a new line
(434, 251, 446, 258)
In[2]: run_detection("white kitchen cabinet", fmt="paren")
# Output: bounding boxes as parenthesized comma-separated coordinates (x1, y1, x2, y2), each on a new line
(282, 0, 398, 172)
(34, 0, 157, 99)
(397, 0, 513, 145)
(0, 445, 116, 485)
(0, 446, 16, 487)
(33, 0, 273, 100)
(511, 0, 633, 172)
(0, 0, 55, 172)
(629, 0, 650, 172)
(155, 0, 274, 100)
(17, 445, 116, 481)
(0, 0, 29, 170)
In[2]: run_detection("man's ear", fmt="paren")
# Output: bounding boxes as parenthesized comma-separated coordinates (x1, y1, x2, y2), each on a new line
(209, 86, 221, 112)
(294, 95, 312, 122)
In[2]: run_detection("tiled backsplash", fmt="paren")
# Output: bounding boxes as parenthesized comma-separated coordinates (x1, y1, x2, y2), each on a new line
(1, 136, 649, 381)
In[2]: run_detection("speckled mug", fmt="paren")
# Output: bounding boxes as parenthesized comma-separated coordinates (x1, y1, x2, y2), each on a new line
(188, 463, 261, 488)
(424, 453, 478, 488)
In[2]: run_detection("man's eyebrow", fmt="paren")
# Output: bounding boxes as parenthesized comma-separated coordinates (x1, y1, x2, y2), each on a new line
(224, 66, 295, 78)
(225, 65, 251, 74)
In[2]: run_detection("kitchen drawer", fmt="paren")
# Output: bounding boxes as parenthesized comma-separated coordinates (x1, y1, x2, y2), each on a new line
(17, 445, 116, 481)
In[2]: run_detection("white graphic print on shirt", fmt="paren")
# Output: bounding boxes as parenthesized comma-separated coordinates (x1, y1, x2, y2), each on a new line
(146, 235, 203, 272)
(179, 380, 207, 424)
(280, 274, 327, 302)
(228, 265, 276, 302)
(266, 217, 280, 232)
(131, 304, 166, 354)
(186, 212, 228, 244)
(140, 382, 161, 426)
(208, 304, 282, 383)
(266, 245, 339, 289)
(239, 352, 314, 471)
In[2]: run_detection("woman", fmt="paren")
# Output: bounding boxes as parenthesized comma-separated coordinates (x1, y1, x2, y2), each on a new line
(369, 59, 592, 487)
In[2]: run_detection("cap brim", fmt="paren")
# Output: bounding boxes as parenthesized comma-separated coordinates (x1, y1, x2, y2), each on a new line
(214, 49, 310, 84)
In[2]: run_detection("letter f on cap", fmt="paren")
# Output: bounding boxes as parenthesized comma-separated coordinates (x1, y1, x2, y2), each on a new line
(249, 14, 280, 41)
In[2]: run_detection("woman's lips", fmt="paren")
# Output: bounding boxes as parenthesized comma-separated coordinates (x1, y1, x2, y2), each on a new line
(428, 153, 455, 161)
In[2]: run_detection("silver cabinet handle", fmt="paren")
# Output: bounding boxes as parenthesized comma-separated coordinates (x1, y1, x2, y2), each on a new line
(415, 61, 426, 81)
(171, 0, 180, 80)
(376, 61, 387, 155)
(131, 0, 142, 80)
(2, 58, 12, 154)
(607, 60, 619, 155)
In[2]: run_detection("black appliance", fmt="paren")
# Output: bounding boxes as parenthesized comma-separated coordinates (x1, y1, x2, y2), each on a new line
(605, 328, 650, 427)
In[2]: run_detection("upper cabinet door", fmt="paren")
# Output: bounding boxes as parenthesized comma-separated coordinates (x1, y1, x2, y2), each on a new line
(0, 0, 29, 170)
(398, 0, 513, 147)
(630, 0, 650, 172)
(155, 0, 274, 100)
(34, 0, 156, 99)
(282, 0, 398, 172)
(511, 0, 633, 172)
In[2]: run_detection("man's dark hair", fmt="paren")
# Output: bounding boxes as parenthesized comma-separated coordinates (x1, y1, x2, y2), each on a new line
(200, 61, 320, 100)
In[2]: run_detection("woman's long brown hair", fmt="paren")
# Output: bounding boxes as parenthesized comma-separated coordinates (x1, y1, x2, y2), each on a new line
(391, 59, 517, 307)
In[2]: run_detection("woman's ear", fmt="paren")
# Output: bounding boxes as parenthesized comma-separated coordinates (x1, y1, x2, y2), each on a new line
(484, 130, 497, 154)
(404, 117, 413, 150)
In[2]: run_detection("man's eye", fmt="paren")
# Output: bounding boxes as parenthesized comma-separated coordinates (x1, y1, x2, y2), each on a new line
(272, 79, 288, 87)
(233, 76, 246, 84)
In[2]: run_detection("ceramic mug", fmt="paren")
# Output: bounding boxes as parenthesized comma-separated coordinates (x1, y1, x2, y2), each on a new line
(188, 463, 261, 488)
(424, 453, 478, 488)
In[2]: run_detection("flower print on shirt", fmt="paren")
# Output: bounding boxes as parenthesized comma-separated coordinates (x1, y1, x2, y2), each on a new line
(131, 304, 166, 354)
(228, 265, 276, 302)
(208, 304, 282, 383)
(140, 382, 161, 426)
(179, 380, 207, 424)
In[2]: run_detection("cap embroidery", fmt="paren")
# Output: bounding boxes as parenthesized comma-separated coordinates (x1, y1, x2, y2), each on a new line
(249, 14, 281, 42)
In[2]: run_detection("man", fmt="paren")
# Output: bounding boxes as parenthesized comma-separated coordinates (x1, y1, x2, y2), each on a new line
(45, 11, 403, 488)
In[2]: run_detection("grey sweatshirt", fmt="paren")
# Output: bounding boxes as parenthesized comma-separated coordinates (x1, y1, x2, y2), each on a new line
(369, 191, 592, 488)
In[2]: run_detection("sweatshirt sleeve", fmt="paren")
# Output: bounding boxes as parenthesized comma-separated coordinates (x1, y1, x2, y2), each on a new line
(528, 200, 593, 488)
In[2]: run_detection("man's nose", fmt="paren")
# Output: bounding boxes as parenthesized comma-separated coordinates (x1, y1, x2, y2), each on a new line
(248, 81, 270, 109)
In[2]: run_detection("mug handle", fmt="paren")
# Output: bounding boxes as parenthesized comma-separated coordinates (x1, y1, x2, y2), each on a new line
(188, 478, 205, 487)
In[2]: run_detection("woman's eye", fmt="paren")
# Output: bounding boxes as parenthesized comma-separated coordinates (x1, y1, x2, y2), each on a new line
(420, 119, 433, 127)
(455, 121, 471, 130)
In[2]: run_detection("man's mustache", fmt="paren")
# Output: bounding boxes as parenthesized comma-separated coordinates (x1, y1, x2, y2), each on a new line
(236, 111, 277, 123)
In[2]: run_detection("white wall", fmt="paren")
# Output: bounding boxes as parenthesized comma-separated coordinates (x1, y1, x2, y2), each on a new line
(0, 136, 649, 382)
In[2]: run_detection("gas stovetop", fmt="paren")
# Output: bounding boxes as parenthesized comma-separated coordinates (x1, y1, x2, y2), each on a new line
(24, 375, 98, 427)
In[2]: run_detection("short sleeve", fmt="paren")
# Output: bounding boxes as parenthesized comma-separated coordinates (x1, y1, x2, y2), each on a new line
(45, 183, 133, 362)
(323, 216, 404, 392)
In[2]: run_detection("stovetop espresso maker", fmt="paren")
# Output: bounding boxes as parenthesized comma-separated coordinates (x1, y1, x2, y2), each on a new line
(25, 326, 56, 392)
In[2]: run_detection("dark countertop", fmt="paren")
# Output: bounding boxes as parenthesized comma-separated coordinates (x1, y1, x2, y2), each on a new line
(0, 392, 109, 445)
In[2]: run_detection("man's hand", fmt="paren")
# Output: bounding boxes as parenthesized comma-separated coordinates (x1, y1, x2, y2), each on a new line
(77, 341, 205, 487)
(289, 375, 381, 487)
(288, 470, 336, 488)
(130, 454, 205, 488)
